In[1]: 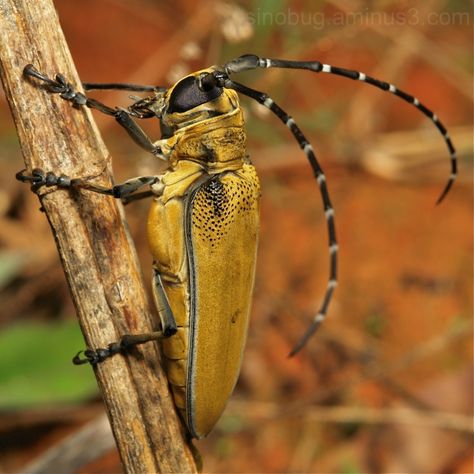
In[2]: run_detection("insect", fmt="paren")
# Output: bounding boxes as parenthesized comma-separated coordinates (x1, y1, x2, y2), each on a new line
(17, 54, 457, 438)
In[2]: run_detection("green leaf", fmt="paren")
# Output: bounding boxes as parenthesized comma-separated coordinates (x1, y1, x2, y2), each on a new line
(0, 321, 98, 408)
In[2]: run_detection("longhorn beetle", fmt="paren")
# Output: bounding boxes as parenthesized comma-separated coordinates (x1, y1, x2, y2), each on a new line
(17, 54, 457, 438)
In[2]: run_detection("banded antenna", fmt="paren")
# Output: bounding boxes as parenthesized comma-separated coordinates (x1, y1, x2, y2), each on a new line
(203, 54, 457, 355)
(224, 54, 457, 203)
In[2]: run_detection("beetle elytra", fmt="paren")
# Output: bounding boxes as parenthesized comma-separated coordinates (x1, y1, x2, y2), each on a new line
(17, 54, 457, 438)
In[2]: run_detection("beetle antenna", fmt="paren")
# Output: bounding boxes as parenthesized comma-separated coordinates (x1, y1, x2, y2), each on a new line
(224, 54, 457, 204)
(82, 82, 165, 93)
(224, 78, 338, 356)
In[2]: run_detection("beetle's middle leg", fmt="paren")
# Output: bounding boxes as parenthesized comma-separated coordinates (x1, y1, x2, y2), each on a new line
(16, 168, 157, 202)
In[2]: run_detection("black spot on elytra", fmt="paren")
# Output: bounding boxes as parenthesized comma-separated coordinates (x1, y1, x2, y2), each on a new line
(191, 173, 259, 248)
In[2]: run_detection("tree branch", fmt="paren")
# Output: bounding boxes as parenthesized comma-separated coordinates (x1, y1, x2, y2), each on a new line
(0, 1, 196, 472)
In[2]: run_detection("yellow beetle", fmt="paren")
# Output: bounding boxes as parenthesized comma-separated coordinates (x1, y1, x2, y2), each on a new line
(17, 54, 456, 438)
(144, 72, 260, 437)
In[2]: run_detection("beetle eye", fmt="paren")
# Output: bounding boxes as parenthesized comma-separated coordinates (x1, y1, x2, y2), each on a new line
(167, 76, 223, 114)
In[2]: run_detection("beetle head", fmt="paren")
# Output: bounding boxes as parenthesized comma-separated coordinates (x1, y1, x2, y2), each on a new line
(159, 68, 238, 134)
(167, 74, 223, 114)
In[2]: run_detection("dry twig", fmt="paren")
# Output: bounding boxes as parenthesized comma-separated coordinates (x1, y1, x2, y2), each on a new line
(0, 1, 196, 472)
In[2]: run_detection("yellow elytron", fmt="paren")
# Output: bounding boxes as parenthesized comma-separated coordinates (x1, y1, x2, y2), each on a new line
(18, 54, 456, 438)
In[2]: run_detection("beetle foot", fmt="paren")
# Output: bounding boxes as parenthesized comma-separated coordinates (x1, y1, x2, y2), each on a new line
(16, 168, 72, 190)
(73, 342, 122, 365)
(72, 331, 167, 365)
(23, 64, 87, 107)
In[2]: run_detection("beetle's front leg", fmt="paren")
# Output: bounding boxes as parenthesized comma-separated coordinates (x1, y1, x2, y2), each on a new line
(24, 64, 113, 114)
(16, 168, 158, 200)
(23, 65, 163, 155)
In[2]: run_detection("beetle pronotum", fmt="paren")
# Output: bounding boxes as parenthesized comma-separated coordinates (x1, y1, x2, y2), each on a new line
(17, 54, 457, 438)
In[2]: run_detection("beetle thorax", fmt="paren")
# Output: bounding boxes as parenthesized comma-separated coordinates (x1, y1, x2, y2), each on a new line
(161, 90, 247, 170)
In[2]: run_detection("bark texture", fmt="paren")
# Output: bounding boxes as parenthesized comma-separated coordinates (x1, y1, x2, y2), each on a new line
(0, 1, 197, 472)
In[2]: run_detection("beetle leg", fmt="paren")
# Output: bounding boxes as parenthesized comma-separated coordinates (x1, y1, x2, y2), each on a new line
(121, 190, 155, 205)
(24, 64, 115, 114)
(152, 269, 178, 336)
(16, 168, 158, 200)
(16, 168, 115, 195)
(73, 270, 177, 366)
(110, 176, 159, 199)
(113, 108, 163, 155)
(23, 65, 163, 156)
(72, 331, 166, 365)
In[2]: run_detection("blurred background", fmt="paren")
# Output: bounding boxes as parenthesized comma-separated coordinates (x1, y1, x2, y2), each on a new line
(0, 0, 472, 472)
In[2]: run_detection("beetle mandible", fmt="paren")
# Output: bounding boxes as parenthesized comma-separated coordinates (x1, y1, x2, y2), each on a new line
(17, 54, 457, 438)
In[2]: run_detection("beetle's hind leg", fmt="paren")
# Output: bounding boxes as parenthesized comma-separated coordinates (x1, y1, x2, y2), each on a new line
(73, 269, 178, 366)
(72, 331, 167, 365)
(152, 269, 178, 336)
